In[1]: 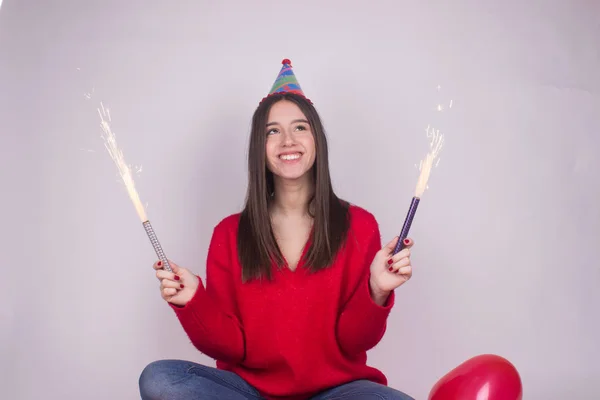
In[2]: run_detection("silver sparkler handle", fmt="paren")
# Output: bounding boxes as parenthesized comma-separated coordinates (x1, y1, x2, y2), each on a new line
(142, 220, 173, 272)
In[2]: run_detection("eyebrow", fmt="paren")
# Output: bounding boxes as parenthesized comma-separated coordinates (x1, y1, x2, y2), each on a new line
(266, 119, 309, 127)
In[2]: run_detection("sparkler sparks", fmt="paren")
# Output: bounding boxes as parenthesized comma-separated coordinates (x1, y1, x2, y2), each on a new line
(413, 87, 450, 197)
(414, 124, 445, 197)
(95, 102, 174, 273)
(79, 65, 174, 272)
(97, 102, 148, 223)
(391, 85, 450, 255)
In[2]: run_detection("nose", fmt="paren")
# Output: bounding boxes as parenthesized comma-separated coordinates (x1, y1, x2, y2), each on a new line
(281, 128, 295, 146)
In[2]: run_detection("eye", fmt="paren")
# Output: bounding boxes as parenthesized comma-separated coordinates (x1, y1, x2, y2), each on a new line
(266, 128, 279, 135)
(294, 124, 308, 132)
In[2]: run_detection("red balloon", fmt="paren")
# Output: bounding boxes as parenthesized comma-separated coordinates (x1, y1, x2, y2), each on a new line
(428, 354, 523, 400)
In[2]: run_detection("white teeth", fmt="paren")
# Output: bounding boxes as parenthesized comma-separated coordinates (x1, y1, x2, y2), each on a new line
(280, 153, 301, 160)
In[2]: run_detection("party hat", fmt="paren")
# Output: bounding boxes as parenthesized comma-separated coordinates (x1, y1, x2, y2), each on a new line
(268, 58, 306, 97)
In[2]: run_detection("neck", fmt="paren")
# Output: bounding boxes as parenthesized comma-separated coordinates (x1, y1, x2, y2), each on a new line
(271, 175, 314, 218)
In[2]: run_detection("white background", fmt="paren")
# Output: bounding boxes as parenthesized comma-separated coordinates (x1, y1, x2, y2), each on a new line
(1, 0, 599, 399)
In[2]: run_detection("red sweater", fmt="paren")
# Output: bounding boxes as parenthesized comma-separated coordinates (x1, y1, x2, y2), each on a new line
(171, 205, 395, 399)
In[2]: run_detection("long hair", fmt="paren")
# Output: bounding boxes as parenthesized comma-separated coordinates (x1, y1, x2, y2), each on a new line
(237, 92, 350, 282)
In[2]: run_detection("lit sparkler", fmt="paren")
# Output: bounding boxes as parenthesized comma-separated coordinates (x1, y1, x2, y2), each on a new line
(392, 89, 448, 255)
(97, 103, 173, 272)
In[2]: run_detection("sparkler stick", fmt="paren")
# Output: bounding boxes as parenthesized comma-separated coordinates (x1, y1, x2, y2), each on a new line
(97, 103, 173, 273)
(392, 124, 445, 255)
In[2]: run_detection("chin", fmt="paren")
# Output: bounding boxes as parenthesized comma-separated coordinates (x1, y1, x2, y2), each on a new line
(272, 167, 313, 183)
(279, 173, 307, 181)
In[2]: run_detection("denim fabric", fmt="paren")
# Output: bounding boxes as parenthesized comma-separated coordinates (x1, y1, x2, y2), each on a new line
(139, 359, 415, 400)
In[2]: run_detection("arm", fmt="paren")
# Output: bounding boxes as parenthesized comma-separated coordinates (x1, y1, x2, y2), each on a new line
(170, 223, 246, 363)
(336, 216, 395, 356)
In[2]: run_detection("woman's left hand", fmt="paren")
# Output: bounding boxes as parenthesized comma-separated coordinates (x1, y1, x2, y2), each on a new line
(369, 236, 414, 298)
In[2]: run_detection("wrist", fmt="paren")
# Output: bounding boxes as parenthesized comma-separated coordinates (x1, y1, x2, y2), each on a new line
(369, 276, 391, 306)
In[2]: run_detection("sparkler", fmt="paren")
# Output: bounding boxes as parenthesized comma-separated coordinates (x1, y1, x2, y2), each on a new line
(392, 90, 447, 255)
(97, 103, 173, 272)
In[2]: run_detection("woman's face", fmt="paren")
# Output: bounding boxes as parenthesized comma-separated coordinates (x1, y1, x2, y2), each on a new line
(265, 99, 316, 182)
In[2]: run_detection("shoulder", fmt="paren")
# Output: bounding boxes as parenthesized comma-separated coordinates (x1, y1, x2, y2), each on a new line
(347, 203, 380, 232)
(345, 203, 381, 249)
(211, 212, 241, 239)
(205, 213, 241, 256)
(215, 212, 241, 229)
(340, 203, 382, 262)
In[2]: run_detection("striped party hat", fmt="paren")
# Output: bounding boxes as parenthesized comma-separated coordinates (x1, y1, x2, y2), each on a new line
(268, 58, 306, 97)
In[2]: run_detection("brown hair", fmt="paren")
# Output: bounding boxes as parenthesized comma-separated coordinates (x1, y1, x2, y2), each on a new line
(237, 92, 350, 282)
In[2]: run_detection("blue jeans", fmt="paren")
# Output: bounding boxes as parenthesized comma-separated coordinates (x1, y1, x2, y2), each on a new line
(139, 359, 415, 400)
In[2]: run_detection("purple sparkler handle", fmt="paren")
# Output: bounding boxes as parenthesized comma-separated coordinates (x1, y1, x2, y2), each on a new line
(392, 196, 420, 255)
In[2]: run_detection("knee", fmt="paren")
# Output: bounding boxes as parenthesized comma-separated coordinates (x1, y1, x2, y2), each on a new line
(361, 381, 415, 400)
(138, 360, 176, 400)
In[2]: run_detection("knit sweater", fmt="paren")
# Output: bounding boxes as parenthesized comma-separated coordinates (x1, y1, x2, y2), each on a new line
(171, 205, 395, 399)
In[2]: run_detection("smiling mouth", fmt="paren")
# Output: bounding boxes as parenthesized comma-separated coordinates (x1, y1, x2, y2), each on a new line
(279, 153, 302, 161)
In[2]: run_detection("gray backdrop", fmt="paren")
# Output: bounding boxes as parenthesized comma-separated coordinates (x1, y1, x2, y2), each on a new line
(1, 0, 598, 399)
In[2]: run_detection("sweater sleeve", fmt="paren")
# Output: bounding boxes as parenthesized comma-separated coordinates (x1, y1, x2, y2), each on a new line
(336, 215, 395, 356)
(169, 222, 246, 363)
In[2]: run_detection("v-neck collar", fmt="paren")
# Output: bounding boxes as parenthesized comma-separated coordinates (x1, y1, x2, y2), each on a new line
(279, 226, 313, 274)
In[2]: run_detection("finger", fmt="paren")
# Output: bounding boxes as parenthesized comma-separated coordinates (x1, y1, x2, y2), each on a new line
(154, 259, 181, 274)
(162, 287, 178, 298)
(388, 257, 410, 272)
(396, 265, 412, 277)
(392, 237, 413, 254)
(402, 237, 414, 249)
(382, 236, 400, 253)
(161, 279, 184, 290)
(386, 248, 410, 267)
(164, 259, 181, 274)
(156, 269, 181, 282)
(394, 248, 411, 261)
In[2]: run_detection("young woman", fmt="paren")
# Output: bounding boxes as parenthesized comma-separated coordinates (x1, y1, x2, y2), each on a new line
(139, 59, 415, 400)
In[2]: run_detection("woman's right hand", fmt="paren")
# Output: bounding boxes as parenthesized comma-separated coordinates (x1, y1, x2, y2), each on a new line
(153, 259, 199, 307)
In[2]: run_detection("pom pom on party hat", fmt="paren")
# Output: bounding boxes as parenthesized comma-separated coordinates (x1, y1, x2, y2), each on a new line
(267, 58, 306, 98)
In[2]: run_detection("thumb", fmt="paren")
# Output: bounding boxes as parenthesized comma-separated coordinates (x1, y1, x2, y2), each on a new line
(382, 236, 400, 255)
(165, 259, 181, 274)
